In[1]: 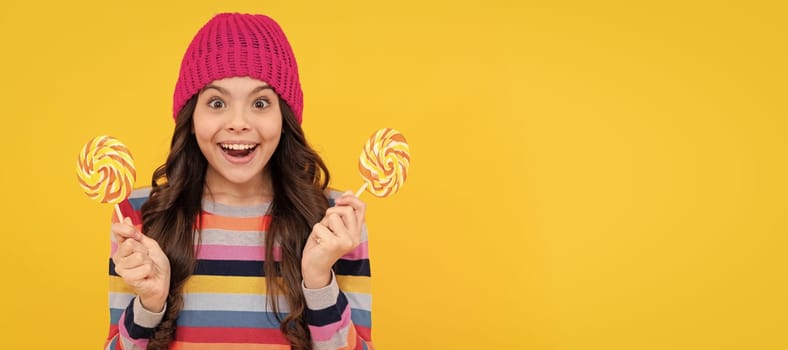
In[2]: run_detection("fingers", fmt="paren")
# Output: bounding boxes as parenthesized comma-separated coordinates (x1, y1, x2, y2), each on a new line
(334, 191, 366, 224)
(317, 212, 358, 249)
(119, 250, 150, 269)
(310, 222, 333, 245)
(115, 237, 148, 257)
(323, 206, 356, 235)
(113, 238, 150, 269)
(311, 221, 356, 252)
(314, 191, 367, 245)
(304, 192, 367, 266)
(112, 220, 167, 269)
(119, 262, 154, 284)
(111, 217, 142, 243)
(113, 237, 157, 290)
(311, 222, 331, 238)
(117, 261, 157, 292)
(138, 234, 163, 253)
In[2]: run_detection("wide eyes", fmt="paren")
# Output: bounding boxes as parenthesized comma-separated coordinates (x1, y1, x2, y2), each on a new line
(206, 97, 270, 109)
(254, 98, 270, 109)
(208, 98, 226, 109)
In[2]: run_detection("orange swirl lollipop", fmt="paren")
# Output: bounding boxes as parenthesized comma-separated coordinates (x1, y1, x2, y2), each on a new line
(77, 135, 136, 219)
(356, 128, 410, 197)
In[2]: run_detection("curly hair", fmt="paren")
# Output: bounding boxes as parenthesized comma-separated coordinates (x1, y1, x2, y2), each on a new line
(140, 95, 329, 349)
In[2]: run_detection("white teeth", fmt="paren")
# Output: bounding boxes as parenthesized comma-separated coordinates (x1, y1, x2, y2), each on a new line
(220, 144, 257, 150)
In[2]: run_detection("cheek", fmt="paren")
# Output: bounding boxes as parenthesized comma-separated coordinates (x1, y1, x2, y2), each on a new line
(271, 133, 282, 150)
(261, 128, 282, 152)
(262, 114, 283, 141)
(192, 117, 217, 147)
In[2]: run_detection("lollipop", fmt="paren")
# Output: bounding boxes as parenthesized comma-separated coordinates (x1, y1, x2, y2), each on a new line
(356, 128, 410, 197)
(77, 135, 136, 220)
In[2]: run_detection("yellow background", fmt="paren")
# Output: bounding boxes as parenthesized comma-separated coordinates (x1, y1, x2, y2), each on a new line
(0, 0, 785, 348)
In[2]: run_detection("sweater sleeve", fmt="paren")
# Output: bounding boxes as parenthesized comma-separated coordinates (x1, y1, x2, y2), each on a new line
(303, 222, 373, 350)
(104, 195, 165, 350)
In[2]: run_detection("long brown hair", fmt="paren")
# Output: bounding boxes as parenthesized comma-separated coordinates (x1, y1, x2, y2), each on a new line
(141, 95, 329, 350)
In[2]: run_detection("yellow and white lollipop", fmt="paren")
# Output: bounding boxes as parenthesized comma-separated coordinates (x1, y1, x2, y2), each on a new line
(77, 135, 136, 219)
(356, 128, 410, 197)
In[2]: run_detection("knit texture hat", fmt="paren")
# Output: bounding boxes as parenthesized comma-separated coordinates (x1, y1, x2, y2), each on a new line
(173, 13, 304, 123)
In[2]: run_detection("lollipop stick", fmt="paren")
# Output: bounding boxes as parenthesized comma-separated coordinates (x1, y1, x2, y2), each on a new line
(355, 183, 368, 198)
(114, 204, 124, 223)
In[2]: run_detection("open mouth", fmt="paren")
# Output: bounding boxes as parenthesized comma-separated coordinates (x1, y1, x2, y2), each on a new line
(219, 143, 259, 158)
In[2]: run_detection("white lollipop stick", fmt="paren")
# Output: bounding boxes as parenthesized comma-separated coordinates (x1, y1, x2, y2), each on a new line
(114, 204, 124, 223)
(355, 183, 368, 198)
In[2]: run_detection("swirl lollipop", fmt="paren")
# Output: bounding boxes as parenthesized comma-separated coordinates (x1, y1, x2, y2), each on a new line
(77, 135, 136, 220)
(356, 128, 410, 197)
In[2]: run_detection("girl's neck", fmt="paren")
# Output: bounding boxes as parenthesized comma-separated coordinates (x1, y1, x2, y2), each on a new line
(203, 169, 274, 206)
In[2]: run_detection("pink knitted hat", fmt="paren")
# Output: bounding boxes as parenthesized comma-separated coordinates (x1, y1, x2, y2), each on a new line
(173, 13, 303, 123)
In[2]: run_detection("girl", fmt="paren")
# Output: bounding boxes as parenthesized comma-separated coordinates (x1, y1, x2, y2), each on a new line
(106, 13, 373, 350)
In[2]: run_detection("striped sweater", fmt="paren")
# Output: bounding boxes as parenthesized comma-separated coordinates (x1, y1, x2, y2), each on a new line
(106, 188, 373, 350)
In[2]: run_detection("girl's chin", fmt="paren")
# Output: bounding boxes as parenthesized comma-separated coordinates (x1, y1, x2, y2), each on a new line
(211, 172, 266, 187)
(205, 165, 268, 187)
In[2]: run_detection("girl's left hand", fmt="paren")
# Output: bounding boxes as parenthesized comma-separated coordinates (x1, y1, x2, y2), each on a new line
(302, 191, 366, 288)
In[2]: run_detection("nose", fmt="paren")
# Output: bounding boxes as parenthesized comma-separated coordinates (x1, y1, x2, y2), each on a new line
(226, 107, 250, 132)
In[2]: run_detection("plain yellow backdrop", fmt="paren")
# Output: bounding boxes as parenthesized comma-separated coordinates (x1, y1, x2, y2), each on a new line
(0, 0, 786, 349)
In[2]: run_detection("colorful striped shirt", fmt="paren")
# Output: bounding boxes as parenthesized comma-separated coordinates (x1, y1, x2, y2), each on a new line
(105, 188, 373, 350)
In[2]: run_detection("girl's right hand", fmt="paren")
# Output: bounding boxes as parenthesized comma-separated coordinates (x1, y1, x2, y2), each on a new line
(111, 218, 171, 313)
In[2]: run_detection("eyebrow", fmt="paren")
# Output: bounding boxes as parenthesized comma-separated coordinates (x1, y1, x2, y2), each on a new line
(250, 85, 274, 95)
(201, 84, 274, 96)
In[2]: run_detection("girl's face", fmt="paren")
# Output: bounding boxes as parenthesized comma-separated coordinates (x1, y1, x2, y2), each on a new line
(193, 76, 283, 192)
